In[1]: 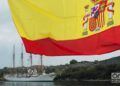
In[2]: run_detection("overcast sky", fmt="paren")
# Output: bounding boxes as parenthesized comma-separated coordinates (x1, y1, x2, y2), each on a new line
(0, 0, 120, 69)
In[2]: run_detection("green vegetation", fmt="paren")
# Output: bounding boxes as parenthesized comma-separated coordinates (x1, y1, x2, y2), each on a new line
(70, 60, 78, 64)
(54, 57, 120, 81)
(55, 64, 120, 81)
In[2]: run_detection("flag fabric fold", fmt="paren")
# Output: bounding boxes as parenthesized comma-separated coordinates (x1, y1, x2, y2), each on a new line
(8, 0, 120, 56)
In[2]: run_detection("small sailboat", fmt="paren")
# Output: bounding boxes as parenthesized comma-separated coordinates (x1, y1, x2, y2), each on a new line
(4, 45, 56, 82)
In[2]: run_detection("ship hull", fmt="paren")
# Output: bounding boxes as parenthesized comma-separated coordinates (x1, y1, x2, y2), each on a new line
(4, 73, 55, 82)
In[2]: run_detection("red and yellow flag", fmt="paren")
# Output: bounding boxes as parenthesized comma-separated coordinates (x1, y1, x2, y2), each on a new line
(8, 0, 120, 56)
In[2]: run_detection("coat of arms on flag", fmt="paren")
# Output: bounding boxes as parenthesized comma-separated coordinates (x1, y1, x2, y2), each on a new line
(83, 0, 115, 36)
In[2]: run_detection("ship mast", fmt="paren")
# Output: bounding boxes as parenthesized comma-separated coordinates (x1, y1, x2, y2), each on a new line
(21, 44, 24, 67)
(30, 53, 33, 67)
(13, 44, 15, 68)
(40, 55, 43, 73)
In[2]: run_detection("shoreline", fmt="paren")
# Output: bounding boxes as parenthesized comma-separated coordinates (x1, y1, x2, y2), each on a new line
(54, 79, 111, 82)
(82, 80, 110, 82)
(0, 79, 111, 82)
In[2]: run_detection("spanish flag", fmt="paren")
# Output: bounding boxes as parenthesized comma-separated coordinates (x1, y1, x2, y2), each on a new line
(8, 0, 120, 56)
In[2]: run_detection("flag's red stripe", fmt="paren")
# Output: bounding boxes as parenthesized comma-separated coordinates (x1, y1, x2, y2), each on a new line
(22, 25, 120, 56)
(103, 12, 105, 26)
(98, 15, 100, 27)
(100, 13, 102, 27)
(102, 13, 104, 27)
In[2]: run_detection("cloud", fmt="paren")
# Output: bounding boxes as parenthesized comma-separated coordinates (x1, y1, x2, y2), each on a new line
(0, 25, 20, 44)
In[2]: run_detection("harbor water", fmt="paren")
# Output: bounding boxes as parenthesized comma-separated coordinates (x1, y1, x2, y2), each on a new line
(0, 81, 118, 86)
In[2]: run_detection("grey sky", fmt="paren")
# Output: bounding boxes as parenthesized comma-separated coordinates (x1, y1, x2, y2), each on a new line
(0, 0, 120, 69)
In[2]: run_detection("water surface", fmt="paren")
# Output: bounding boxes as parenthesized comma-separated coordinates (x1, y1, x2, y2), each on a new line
(0, 81, 119, 86)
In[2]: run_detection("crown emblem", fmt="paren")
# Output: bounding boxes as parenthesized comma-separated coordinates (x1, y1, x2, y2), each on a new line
(91, 0, 101, 4)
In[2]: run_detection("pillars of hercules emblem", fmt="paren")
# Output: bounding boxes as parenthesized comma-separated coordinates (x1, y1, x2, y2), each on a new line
(83, 5, 89, 36)
(107, 0, 114, 26)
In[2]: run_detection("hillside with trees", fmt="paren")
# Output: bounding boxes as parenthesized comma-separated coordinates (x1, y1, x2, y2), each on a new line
(54, 56, 120, 81)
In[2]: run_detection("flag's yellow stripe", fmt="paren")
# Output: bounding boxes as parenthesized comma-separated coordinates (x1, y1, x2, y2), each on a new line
(8, 0, 120, 41)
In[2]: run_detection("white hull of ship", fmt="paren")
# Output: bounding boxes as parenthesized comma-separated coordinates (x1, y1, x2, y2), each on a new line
(4, 73, 55, 82)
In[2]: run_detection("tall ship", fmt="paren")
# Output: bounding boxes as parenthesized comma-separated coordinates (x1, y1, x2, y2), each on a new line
(4, 45, 56, 82)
